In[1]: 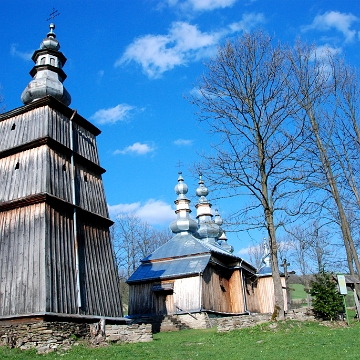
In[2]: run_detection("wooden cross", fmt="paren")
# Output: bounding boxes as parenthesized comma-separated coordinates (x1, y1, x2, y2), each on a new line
(176, 160, 184, 173)
(47, 8, 60, 22)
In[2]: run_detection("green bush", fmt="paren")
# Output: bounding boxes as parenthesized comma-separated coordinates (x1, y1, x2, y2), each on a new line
(310, 271, 343, 320)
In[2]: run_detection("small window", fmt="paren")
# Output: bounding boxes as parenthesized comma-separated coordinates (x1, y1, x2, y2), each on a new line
(40, 57, 46, 65)
(15, 162, 20, 170)
(50, 58, 55, 66)
(62, 164, 66, 171)
(84, 174, 88, 182)
(11, 123, 16, 130)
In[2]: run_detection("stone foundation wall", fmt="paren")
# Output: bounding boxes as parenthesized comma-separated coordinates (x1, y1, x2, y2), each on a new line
(216, 308, 314, 332)
(0, 319, 153, 354)
(0, 321, 89, 354)
(106, 324, 152, 343)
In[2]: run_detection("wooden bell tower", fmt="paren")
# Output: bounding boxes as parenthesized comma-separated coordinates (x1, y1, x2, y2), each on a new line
(0, 23, 123, 321)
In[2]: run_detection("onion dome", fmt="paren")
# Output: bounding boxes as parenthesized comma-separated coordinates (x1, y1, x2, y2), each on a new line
(170, 173, 198, 234)
(21, 23, 71, 106)
(214, 209, 223, 226)
(217, 231, 234, 253)
(257, 239, 272, 275)
(195, 175, 222, 243)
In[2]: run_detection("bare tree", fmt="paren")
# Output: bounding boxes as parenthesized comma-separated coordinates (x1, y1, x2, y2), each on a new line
(112, 213, 172, 278)
(191, 31, 307, 320)
(288, 43, 360, 283)
(248, 242, 264, 270)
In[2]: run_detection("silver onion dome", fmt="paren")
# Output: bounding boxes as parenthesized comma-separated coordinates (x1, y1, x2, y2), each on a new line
(195, 175, 222, 243)
(21, 23, 71, 106)
(217, 231, 234, 253)
(170, 173, 198, 234)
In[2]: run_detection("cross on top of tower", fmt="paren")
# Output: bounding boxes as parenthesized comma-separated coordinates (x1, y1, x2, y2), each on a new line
(47, 8, 60, 22)
(175, 160, 184, 172)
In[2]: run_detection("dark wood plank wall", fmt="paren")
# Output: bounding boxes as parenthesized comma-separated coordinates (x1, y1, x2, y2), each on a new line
(0, 106, 70, 153)
(75, 164, 109, 218)
(129, 280, 181, 316)
(78, 219, 123, 317)
(45, 204, 77, 314)
(0, 203, 46, 317)
(0, 145, 108, 218)
(244, 276, 260, 313)
(73, 123, 100, 165)
(0, 102, 122, 319)
(128, 283, 155, 315)
(0, 146, 48, 202)
(202, 265, 232, 313)
(0, 106, 99, 165)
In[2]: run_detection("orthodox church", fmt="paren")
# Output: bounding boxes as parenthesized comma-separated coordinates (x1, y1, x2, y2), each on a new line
(0, 23, 124, 322)
(127, 173, 287, 320)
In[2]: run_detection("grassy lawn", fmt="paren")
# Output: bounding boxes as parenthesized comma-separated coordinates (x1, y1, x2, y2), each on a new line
(290, 284, 308, 299)
(1, 320, 360, 359)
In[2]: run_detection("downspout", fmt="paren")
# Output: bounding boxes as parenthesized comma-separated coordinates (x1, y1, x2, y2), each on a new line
(69, 110, 82, 311)
(199, 272, 203, 312)
(240, 260, 250, 315)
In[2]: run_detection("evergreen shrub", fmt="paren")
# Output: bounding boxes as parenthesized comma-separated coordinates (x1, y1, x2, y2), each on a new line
(310, 271, 343, 320)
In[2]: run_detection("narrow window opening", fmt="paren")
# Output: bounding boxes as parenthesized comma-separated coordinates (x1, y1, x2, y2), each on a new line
(40, 57, 46, 65)
(11, 123, 16, 130)
(15, 162, 20, 170)
(62, 164, 67, 171)
(84, 174, 88, 182)
(50, 57, 55, 66)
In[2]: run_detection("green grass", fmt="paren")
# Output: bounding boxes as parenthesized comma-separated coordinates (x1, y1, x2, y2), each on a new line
(290, 283, 308, 299)
(1, 321, 360, 359)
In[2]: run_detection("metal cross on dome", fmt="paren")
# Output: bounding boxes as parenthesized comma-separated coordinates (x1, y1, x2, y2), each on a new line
(47, 8, 60, 22)
(176, 160, 184, 172)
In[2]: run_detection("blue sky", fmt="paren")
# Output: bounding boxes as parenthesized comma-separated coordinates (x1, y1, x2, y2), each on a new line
(1, 0, 360, 261)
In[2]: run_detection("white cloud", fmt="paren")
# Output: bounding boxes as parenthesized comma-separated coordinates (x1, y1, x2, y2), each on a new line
(116, 22, 220, 78)
(229, 12, 266, 33)
(10, 44, 33, 60)
(113, 142, 155, 155)
(174, 139, 193, 146)
(313, 44, 342, 59)
(116, 14, 264, 78)
(164, 0, 236, 11)
(303, 11, 359, 42)
(90, 104, 135, 124)
(108, 199, 174, 225)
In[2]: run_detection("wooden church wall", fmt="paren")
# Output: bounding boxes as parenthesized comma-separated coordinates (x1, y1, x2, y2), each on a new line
(128, 282, 156, 315)
(0, 203, 47, 317)
(0, 201, 122, 318)
(0, 146, 49, 202)
(202, 265, 243, 313)
(0, 104, 100, 166)
(75, 164, 109, 218)
(77, 218, 123, 317)
(244, 276, 260, 313)
(245, 276, 288, 313)
(0, 106, 70, 153)
(173, 276, 201, 313)
(228, 269, 244, 313)
(73, 122, 100, 165)
(0, 145, 108, 218)
(45, 204, 78, 314)
(128, 276, 201, 316)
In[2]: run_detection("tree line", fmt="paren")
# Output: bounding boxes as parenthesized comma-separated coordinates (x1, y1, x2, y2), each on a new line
(191, 30, 360, 320)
